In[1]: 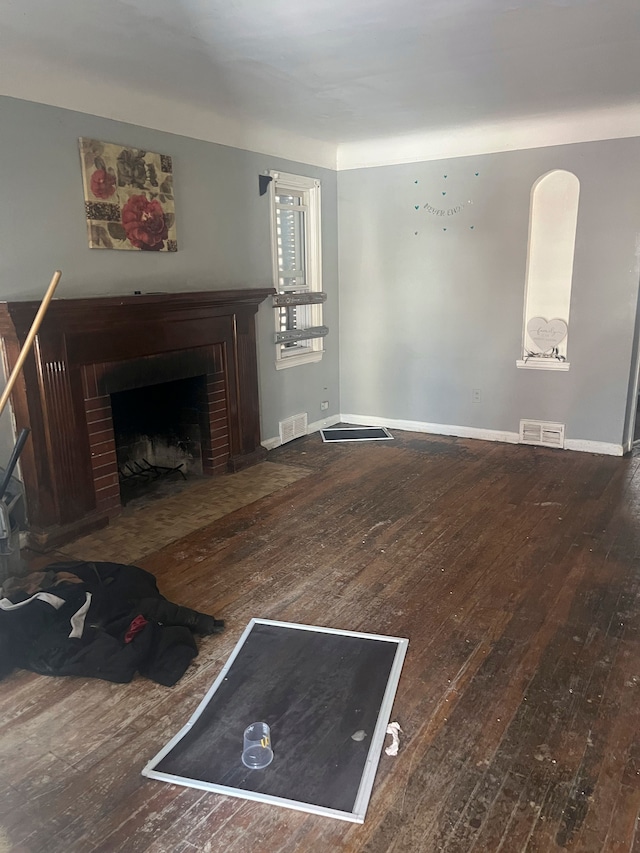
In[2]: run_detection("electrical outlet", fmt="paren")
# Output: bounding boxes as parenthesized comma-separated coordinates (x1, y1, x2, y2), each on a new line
(320, 401, 329, 411)
(472, 389, 481, 403)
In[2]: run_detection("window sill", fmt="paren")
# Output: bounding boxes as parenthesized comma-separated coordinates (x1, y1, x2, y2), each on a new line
(516, 358, 570, 371)
(275, 350, 323, 370)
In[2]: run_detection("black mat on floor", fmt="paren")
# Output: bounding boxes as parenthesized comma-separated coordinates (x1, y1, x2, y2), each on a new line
(320, 427, 393, 442)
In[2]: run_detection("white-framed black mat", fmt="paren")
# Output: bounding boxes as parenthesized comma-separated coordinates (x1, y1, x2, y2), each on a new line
(142, 619, 408, 822)
(320, 427, 393, 442)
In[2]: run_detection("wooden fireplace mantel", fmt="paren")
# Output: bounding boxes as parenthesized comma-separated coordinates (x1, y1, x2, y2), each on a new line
(0, 288, 274, 550)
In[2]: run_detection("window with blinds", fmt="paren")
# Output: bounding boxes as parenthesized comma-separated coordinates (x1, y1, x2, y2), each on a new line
(269, 172, 323, 369)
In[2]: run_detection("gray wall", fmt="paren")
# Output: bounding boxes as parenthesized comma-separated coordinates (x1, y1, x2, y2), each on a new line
(3, 94, 639, 467)
(338, 139, 640, 448)
(0, 96, 340, 461)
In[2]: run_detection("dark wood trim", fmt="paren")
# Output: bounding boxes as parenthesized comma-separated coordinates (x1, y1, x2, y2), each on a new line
(0, 289, 274, 336)
(0, 289, 273, 549)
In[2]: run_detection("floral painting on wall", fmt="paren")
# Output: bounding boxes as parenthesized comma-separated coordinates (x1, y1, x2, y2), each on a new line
(79, 138, 177, 252)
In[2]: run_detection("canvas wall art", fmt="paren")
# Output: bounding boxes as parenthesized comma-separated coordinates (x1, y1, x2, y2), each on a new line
(79, 138, 177, 252)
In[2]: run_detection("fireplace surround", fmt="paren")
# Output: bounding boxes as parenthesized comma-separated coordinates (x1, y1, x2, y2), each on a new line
(0, 288, 273, 550)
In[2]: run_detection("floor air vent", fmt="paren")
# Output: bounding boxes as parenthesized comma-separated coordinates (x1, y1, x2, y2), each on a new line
(279, 413, 308, 445)
(519, 420, 565, 449)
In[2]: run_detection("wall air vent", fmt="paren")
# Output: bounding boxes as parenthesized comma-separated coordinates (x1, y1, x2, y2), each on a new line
(279, 412, 308, 445)
(519, 420, 565, 449)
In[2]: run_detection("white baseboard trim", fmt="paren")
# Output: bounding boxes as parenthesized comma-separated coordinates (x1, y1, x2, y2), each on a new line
(340, 413, 625, 457)
(261, 414, 340, 451)
(340, 413, 520, 445)
(262, 412, 625, 457)
(308, 414, 341, 434)
(261, 436, 281, 451)
(564, 439, 624, 456)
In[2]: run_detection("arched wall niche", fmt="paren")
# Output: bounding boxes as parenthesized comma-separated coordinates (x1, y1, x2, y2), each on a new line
(518, 169, 580, 371)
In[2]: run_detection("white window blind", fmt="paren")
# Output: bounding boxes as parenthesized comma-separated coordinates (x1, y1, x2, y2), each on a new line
(269, 172, 324, 369)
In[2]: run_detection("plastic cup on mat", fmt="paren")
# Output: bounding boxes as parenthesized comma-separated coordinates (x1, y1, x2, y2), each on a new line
(242, 722, 274, 769)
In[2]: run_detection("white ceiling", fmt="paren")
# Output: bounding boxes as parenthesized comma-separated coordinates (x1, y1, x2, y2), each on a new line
(2, 0, 640, 147)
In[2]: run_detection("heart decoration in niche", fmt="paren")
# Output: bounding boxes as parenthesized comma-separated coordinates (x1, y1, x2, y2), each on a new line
(526, 317, 568, 352)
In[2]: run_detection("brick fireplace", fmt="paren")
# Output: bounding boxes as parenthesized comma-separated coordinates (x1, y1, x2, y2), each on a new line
(84, 344, 230, 514)
(0, 289, 273, 550)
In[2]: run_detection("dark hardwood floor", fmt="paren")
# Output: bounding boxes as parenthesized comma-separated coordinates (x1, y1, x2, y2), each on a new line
(2, 431, 640, 852)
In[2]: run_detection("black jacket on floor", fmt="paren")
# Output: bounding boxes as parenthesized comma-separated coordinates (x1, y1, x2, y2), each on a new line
(0, 560, 224, 686)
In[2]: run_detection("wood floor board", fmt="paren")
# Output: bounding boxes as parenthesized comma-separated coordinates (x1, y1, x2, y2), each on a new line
(140, 790, 234, 853)
(4, 432, 640, 851)
(76, 783, 204, 853)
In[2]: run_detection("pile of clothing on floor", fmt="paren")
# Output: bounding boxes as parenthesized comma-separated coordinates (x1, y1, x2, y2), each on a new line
(0, 560, 224, 686)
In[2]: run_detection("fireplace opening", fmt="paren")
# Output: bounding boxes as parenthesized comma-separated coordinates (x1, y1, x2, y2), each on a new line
(111, 375, 209, 504)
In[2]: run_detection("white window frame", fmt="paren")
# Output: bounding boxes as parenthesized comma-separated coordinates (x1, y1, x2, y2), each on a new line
(269, 170, 323, 370)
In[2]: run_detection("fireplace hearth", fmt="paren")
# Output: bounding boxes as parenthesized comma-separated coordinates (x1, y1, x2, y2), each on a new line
(0, 289, 273, 550)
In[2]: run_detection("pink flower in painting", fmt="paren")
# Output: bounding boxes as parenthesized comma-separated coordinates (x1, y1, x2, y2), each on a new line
(90, 169, 117, 199)
(121, 195, 168, 251)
